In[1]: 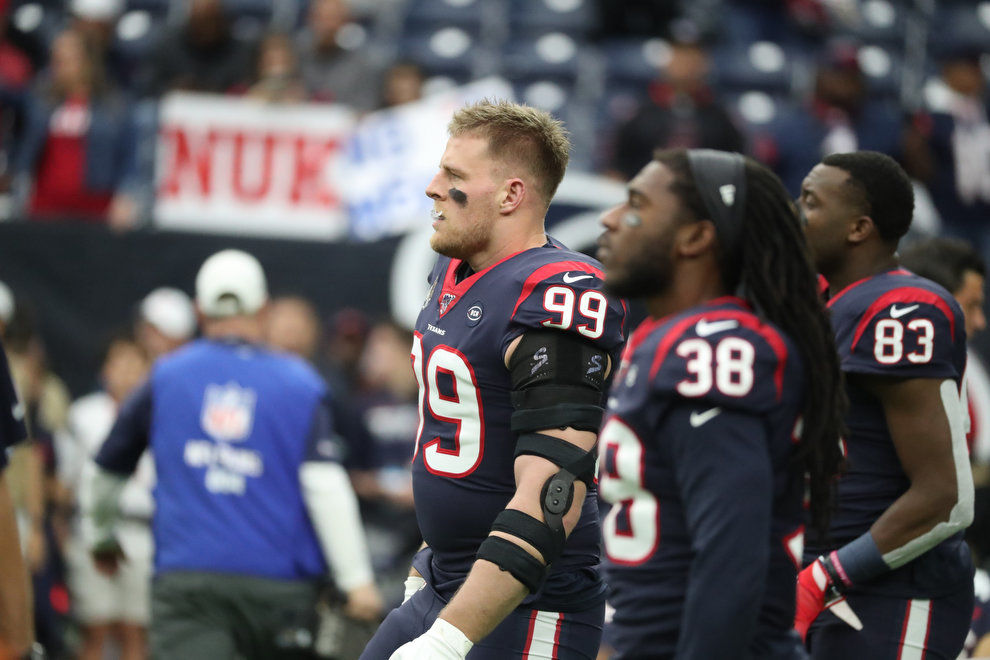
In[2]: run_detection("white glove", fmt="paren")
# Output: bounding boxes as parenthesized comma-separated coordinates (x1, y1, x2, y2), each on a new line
(389, 618, 473, 660)
(403, 575, 426, 604)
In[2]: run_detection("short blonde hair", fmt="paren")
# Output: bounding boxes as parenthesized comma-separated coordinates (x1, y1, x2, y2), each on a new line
(448, 99, 570, 207)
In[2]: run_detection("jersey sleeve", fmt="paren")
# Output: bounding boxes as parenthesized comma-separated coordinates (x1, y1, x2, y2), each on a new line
(667, 401, 771, 657)
(504, 265, 627, 357)
(649, 314, 792, 414)
(838, 296, 961, 380)
(0, 343, 26, 472)
(302, 394, 347, 465)
(95, 379, 152, 475)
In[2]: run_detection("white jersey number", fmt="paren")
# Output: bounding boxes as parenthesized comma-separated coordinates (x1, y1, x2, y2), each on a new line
(412, 335, 484, 477)
(599, 417, 659, 565)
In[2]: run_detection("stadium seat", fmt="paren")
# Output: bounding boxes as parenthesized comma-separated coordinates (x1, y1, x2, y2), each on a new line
(601, 37, 668, 89)
(501, 31, 583, 85)
(403, 0, 487, 35)
(400, 27, 479, 81)
(850, 0, 905, 46)
(507, 0, 594, 37)
(858, 44, 902, 101)
(932, 3, 990, 53)
(712, 41, 795, 96)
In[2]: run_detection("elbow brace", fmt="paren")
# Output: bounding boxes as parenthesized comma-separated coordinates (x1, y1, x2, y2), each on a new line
(477, 433, 597, 594)
(507, 330, 609, 433)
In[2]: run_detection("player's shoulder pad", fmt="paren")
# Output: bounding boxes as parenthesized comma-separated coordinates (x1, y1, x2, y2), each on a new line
(830, 272, 964, 376)
(508, 247, 627, 352)
(643, 305, 794, 411)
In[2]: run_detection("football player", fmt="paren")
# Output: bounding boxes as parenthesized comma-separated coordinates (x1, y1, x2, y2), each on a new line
(796, 151, 974, 658)
(360, 100, 627, 659)
(595, 148, 846, 658)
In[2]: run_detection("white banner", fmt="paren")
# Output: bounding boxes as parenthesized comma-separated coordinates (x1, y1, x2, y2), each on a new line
(154, 94, 356, 240)
(153, 78, 514, 241)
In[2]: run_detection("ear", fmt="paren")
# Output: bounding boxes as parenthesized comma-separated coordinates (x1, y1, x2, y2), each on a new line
(676, 220, 718, 258)
(499, 178, 526, 215)
(847, 214, 875, 245)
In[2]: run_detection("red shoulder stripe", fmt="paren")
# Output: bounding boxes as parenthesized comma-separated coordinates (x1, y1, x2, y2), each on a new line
(510, 261, 604, 319)
(849, 287, 956, 352)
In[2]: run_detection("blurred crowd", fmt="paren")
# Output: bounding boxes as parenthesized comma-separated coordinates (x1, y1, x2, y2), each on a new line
(0, 0, 984, 252)
(1, 277, 419, 658)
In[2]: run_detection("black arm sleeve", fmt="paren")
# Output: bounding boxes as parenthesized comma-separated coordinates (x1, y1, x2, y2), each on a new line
(669, 403, 772, 660)
(95, 379, 153, 475)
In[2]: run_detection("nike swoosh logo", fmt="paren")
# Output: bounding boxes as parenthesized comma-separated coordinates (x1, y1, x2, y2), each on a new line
(562, 272, 594, 284)
(889, 304, 919, 319)
(695, 319, 739, 337)
(689, 407, 722, 427)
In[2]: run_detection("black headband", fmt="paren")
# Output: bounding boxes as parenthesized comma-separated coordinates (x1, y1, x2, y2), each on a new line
(686, 149, 747, 262)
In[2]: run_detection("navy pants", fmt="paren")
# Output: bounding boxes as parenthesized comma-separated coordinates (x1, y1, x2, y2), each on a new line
(807, 584, 973, 660)
(359, 583, 604, 660)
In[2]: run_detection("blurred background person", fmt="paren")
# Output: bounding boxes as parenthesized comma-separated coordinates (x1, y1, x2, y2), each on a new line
(755, 37, 906, 197)
(349, 319, 419, 608)
(2, 294, 70, 657)
(265, 295, 322, 362)
(67, 0, 131, 90)
(296, 0, 382, 110)
(142, 0, 253, 97)
(380, 61, 423, 109)
(11, 28, 139, 228)
(57, 332, 150, 660)
(247, 32, 308, 104)
(905, 41, 990, 253)
(605, 28, 744, 181)
(134, 287, 196, 363)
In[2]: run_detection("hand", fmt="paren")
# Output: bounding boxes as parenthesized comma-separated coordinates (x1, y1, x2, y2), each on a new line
(344, 582, 383, 622)
(403, 575, 426, 604)
(389, 619, 473, 660)
(795, 558, 831, 640)
(107, 193, 139, 232)
(90, 538, 125, 577)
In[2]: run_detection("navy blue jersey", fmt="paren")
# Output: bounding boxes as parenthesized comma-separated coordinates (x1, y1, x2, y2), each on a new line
(96, 338, 343, 580)
(805, 268, 971, 597)
(600, 297, 807, 659)
(0, 340, 27, 471)
(411, 239, 626, 612)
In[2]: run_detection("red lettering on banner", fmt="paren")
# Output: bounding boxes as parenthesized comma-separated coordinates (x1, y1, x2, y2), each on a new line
(159, 126, 218, 198)
(290, 136, 340, 206)
(231, 132, 275, 202)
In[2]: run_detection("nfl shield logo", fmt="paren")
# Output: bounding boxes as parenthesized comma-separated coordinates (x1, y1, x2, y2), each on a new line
(201, 382, 257, 442)
(439, 293, 457, 315)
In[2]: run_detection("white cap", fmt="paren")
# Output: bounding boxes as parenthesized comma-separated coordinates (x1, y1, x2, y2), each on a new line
(0, 281, 13, 325)
(195, 250, 268, 318)
(71, 0, 123, 20)
(140, 287, 196, 340)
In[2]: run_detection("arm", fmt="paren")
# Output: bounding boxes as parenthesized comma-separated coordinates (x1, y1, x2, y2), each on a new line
(671, 404, 772, 659)
(865, 376, 972, 563)
(437, 425, 596, 641)
(0, 470, 32, 656)
(796, 376, 973, 637)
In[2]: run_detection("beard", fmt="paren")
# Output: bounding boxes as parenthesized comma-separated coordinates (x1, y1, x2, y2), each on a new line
(604, 244, 674, 300)
(429, 214, 491, 261)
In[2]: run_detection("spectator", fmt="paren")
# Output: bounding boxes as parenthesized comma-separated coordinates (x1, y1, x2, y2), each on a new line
(58, 332, 150, 660)
(322, 307, 369, 394)
(265, 295, 322, 361)
(351, 319, 419, 607)
(135, 287, 196, 362)
(68, 0, 133, 90)
(86, 249, 382, 659)
(0, 0, 34, 196)
(381, 61, 423, 109)
(606, 31, 744, 181)
(12, 28, 139, 228)
(247, 32, 308, 105)
(296, 0, 382, 111)
(904, 42, 990, 251)
(143, 0, 253, 97)
(756, 38, 906, 196)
